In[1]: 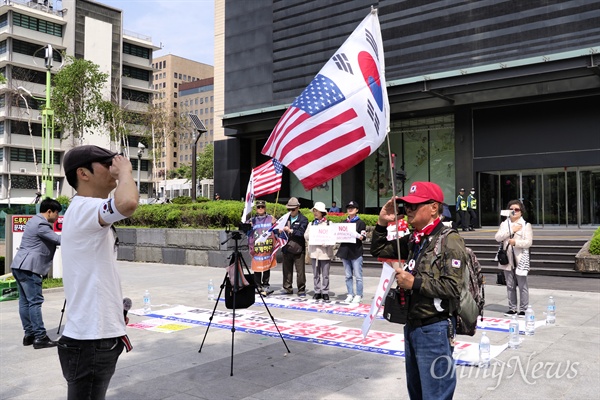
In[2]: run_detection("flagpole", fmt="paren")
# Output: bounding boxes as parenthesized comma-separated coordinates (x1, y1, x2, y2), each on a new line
(273, 191, 280, 217)
(385, 135, 404, 265)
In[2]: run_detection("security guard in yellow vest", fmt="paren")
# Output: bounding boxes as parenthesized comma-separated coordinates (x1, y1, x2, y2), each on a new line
(467, 188, 478, 230)
(456, 188, 468, 231)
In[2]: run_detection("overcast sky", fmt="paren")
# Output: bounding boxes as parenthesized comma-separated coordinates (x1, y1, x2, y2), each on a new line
(100, 0, 215, 65)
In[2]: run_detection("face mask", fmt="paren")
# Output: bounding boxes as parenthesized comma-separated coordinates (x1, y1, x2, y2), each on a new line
(471, 191, 475, 195)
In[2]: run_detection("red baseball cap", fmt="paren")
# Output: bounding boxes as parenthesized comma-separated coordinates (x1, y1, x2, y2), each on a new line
(400, 182, 444, 204)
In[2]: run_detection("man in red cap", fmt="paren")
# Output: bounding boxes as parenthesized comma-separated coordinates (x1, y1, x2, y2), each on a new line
(371, 181, 468, 400)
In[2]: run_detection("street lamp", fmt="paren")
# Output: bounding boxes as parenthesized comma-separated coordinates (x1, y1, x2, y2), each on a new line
(137, 142, 145, 192)
(187, 114, 207, 201)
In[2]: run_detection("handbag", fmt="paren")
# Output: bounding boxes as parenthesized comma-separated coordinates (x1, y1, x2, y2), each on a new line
(383, 287, 408, 324)
(495, 220, 511, 265)
(225, 273, 256, 309)
(516, 249, 530, 276)
(496, 244, 510, 265)
(285, 240, 304, 255)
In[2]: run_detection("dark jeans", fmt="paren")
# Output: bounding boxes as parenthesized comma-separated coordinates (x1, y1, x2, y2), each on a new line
(282, 252, 306, 294)
(58, 336, 124, 400)
(404, 318, 456, 400)
(12, 268, 46, 338)
(468, 210, 478, 228)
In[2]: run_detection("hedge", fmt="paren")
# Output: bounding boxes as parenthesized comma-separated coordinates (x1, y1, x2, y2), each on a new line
(117, 200, 380, 229)
(590, 235, 600, 255)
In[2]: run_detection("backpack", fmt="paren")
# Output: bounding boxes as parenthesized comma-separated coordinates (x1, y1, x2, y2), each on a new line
(434, 228, 485, 336)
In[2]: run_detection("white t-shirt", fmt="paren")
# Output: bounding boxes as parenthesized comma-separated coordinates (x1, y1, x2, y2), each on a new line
(61, 196, 126, 340)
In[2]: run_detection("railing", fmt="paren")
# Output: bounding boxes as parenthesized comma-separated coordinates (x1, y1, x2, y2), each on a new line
(123, 29, 152, 43)
(4, 0, 67, 17)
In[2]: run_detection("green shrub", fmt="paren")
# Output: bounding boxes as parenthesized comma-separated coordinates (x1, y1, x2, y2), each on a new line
(56, 195, 71, 207)
(590, 235, 600, 255)
(172, 196, 192, 204)
(118, 200, 381, 230)
(594, 226, 600, 238)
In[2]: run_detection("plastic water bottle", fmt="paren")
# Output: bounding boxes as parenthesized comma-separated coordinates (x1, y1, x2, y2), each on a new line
(546, 296, 556, 325)
(208, 279, 215, 301)
(525, 305, 535, 336)
(143, 290, 151, 314)
(508, 315, 520, 349)
(479, 332, 491, 368)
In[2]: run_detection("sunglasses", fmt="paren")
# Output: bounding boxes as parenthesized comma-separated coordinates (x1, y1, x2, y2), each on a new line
(510, 207, 521, 212)
(404, 201, 435, 211)
(256, 205, 265, 209)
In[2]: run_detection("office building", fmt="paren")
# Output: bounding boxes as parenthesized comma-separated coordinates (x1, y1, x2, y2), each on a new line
(0, 0, 158, 203)
(215, 0, 600, 226)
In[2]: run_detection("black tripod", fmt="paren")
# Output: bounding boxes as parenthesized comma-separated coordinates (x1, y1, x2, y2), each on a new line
(198, 227, 290, 376)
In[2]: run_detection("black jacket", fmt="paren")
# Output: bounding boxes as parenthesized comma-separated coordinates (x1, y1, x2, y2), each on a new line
(336, 218, 367, 260)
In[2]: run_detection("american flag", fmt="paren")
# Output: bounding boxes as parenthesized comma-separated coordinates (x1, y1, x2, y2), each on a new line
(253, 158, 283, 197)
(262, 11, 389, 191)
(270, 230, 288, 265)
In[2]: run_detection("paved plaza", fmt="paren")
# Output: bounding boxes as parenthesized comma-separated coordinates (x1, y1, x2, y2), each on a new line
(1, 261, 599, 400)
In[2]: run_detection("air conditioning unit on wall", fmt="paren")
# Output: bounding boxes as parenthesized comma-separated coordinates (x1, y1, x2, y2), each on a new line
(19, 168, 27, 173)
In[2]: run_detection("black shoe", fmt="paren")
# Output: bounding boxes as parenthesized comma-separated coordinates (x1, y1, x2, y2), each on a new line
(33, 336, 57, 349)
(469, 227, 474, 231)
(504, 310, 517, 317)
(322, 294, 330, 302)
(518, 311, 526, 318)
(23, 335, 35, 346)
(462, 228, 468, 231)
(313, 293, 322, 300)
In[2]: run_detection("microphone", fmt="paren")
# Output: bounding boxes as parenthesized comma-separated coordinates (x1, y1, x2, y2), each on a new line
(123, 297, 132, 319)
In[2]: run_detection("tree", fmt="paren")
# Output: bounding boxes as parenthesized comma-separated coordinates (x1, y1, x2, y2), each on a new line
(196, 143, 214, 179)
(52, 55, 109, 139)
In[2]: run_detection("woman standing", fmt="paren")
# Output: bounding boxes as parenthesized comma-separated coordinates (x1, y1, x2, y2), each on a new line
(495, 200, 533, 317)
(336, 201, 366, 304)
(305, 202, 334, 301)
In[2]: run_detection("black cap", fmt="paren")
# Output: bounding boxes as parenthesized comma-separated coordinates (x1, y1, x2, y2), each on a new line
(255, 200, 266, 207)
(346, 201, 359, 209)
(63, 145, 118, 173)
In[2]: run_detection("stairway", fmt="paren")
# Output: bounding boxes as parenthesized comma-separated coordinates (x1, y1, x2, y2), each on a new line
(333, 236, 596, 278)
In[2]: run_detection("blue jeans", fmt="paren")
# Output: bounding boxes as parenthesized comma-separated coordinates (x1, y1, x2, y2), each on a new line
(58, 336, 124, 400)
(404, 318, 456, 400)
(342, 256, 363, 296)
(12, 268, 46, 339)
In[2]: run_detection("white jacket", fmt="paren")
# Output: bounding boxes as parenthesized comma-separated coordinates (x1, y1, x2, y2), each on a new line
(495, 217, 533, 272)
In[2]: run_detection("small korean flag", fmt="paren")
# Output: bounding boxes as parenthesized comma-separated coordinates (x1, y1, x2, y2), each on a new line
(451, 259, 461, 268)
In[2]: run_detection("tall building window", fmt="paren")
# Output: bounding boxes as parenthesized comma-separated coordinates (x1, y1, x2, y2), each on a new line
(123, 65, 150, 81)
(123, 42, 150, 59)
(13, 13, 62, 37)
(0, 13, 7, 28)
(0, 40, 6, 54)
(10, 148, 60, 164)
(122, 89, 150, 103)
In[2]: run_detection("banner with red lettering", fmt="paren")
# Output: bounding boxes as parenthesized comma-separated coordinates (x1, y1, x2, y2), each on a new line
(362, 262, 396, 338)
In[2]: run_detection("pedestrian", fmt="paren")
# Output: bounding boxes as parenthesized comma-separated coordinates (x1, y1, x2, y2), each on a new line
(278, 197, 308, 296)
(495, 200, 533, 317)
(58, 145, 139, 400)
(328, 201, 341, 213)
(371, 182, 467, 400)
(11, 197, 62, 349)
(336, 201, 367, 304)
(305, 202, 334, 301)
(467, 188, 478, 230)
(456, 188, 469, 231)
(214, 193, 221, 200)
(249, 199, 275, 296)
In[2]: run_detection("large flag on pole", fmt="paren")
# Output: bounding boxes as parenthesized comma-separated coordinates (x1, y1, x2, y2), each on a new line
(262, 9, 389, 191)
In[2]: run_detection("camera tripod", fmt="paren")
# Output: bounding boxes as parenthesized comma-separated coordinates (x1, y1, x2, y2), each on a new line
(198, 227, 290, 376)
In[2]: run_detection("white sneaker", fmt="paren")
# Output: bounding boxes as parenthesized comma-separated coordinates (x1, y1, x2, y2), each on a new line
(351, 295, 362, 304)
(344, 294, 354, 303)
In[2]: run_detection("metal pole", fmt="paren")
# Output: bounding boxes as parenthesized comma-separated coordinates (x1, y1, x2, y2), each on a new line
(42, 62, 54, 198)
(191, 135, 197, 201)
(137, 152, 142, 191)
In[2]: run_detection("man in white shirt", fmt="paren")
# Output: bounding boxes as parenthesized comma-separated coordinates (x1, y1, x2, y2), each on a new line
(58, 145, 138, 400)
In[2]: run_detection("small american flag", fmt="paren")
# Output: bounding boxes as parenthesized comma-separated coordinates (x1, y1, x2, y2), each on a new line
(270, 230, 288, 265)
(253, 158, 283, 197)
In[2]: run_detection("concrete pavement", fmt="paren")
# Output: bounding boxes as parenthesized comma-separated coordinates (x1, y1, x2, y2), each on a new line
(1, 261, 599, 400)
